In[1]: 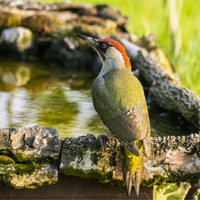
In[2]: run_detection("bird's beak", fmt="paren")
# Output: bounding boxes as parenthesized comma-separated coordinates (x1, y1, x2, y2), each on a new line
(75, 33, 98, 48)
(75, 33, 105, 61)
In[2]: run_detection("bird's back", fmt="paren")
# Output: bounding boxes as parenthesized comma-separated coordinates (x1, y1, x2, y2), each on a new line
(92, 69, 150, 143)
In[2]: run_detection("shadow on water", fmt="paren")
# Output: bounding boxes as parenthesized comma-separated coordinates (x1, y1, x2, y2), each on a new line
(0, 58, 198, 139)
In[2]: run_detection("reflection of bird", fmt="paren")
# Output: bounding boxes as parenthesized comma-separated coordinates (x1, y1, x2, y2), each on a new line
(75, 33, 150, 196)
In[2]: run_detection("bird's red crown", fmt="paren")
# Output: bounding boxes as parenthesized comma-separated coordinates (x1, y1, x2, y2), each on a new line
(101, 39, 131, 69)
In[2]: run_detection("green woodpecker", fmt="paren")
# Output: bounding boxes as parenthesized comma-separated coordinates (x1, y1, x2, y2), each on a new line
(75, 33, 150, 196)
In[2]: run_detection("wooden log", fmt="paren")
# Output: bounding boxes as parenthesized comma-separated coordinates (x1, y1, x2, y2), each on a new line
(0, 2, 127, 36)
(60, 133, 200, 187)
(0, 126, 60, 188)
(1, 126, 200, 188)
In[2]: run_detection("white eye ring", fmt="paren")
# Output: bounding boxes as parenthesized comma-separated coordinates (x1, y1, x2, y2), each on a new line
(102, 44, 107, 49)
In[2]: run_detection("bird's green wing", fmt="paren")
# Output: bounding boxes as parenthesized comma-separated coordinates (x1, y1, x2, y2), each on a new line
(92, 69, 150, 155)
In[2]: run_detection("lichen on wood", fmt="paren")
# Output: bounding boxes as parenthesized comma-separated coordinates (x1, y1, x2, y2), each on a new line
(0, 126, 61, 188)
(60, 133, 200, 187)
(0, 125, 200, 189)
(60, 134, 121, 185)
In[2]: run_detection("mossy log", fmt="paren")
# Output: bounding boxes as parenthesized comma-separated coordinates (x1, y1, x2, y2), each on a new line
(121, 39, 200, 130)
(0, 1, 127, 36)
(60, 133, 200, 188)
(0, 126, 60, 188)
(1, 126, 200, 188)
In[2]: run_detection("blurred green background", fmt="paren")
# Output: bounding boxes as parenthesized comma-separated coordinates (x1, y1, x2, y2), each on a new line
(38, 0, 200, 97)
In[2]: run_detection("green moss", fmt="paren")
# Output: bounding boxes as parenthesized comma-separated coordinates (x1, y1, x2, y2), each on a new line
(141, 172, 200, 188)
(62, 167, 125, 187)
(14, 152, 36, 163)
(173, 146, 178, 150)
(0, 155, 15, 165)
(14, 152, 24, 162)
(63, 167, 200, 189)
(15, 163, 41, 175)
(0, 174, 12, 186)
(14, 152, 55, 164)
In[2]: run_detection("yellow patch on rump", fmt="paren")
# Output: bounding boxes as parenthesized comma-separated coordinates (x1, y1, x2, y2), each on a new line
(124, 140, 143, 172)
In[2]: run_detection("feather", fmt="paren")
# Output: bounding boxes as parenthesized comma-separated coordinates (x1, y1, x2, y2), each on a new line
(124, 141, 143, 196)
(132, 149, 143, 196)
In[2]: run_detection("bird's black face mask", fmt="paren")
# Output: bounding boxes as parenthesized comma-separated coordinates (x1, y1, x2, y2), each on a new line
(75, 33, 111, 61)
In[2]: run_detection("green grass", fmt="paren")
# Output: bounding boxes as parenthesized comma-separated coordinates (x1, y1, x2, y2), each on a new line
(37, 0, 200, 97)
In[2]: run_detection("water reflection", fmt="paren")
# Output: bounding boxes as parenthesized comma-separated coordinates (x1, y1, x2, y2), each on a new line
(0, 64, 30, 91)
(0, 59, 104, 138)
(0, 58, 198, 139)
(37, 87, 104, 138)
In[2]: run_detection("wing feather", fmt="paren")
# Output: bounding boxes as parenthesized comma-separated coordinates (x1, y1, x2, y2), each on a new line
(92, 70, 150, 154)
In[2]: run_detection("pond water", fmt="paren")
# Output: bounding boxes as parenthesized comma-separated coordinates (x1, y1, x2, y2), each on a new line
(0, 58, 198, 139)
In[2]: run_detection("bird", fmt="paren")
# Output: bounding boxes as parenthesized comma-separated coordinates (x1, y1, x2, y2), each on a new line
(75, 33, 151, 197)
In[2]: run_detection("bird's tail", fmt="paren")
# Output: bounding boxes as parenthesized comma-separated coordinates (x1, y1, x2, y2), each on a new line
(124, 140, 143, 197)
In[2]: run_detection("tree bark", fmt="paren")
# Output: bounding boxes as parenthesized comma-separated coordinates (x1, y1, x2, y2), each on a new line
(0, 126, 200, 188)
(60, 133, 200, 187)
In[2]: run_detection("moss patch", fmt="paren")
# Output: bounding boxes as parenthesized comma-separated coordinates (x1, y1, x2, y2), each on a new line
(15, 163, 41, 175)
(0, 154, 41, 176)
(62, 167, 125, 187)
(14, 152, 55, 165)
(141, 172, 200, 188)
(14, 152, 37, 163)
(0, 155, 15, 165)
(0, 174, 12, 186)
(63, 167, 200, 189)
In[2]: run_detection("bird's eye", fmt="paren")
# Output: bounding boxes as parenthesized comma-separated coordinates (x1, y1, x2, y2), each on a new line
(102, 44, 107, 49)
